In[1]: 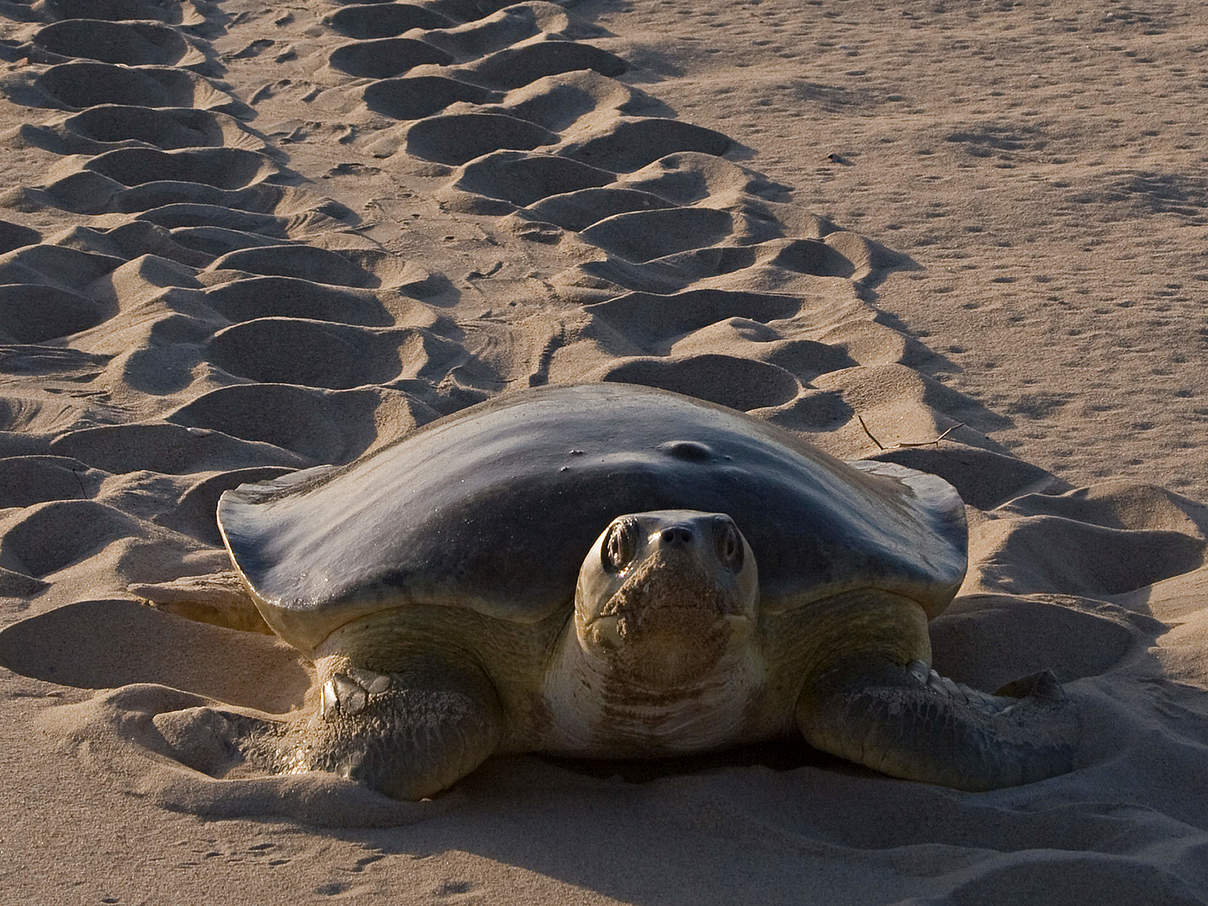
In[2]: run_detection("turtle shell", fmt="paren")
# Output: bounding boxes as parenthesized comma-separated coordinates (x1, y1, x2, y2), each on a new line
(218, 383, 967, 654)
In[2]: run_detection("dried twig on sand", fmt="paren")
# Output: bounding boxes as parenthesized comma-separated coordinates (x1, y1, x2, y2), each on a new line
(856, 415, 965, 451)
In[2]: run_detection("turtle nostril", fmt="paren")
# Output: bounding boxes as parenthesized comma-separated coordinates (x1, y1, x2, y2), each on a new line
(660, 526, 693, 545)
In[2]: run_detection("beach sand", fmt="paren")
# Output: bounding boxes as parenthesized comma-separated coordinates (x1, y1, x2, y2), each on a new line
(0, 0, 1205, 902)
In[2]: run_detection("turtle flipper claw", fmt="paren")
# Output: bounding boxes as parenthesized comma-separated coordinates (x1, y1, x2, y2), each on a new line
(995, 669, 1065, 702)
(319, 669, 392, 718)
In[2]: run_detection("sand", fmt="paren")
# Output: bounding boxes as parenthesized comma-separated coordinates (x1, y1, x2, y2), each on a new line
(0, 0, 1206, 902)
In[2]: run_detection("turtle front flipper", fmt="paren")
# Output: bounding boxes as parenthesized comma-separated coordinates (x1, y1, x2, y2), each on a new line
(796, 660, 1078, 790)
(282, 651, 504, 800)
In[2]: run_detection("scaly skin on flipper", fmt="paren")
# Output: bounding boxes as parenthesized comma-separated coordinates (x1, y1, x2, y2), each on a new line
(273, 627, 505, 800)
(759, 588, 1077, 791)
(797, 658, 1078, 791)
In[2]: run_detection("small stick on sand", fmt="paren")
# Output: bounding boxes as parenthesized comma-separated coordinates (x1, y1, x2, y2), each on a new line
(857, 415, 965, 450)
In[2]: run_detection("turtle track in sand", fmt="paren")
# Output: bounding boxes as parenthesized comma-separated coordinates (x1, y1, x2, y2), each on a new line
(0, 0, 990, 561)
(0, 0, 1203, 843)
(0, 0, 466, 606)
(305, 0, 983, 429)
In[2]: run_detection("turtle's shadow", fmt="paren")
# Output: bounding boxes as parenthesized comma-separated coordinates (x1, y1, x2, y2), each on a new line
(0, 598, 308, 713)
(538, 736, 839, 781)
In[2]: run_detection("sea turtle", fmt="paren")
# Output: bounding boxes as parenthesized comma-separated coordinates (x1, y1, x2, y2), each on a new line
(140, 383, 1076, 798)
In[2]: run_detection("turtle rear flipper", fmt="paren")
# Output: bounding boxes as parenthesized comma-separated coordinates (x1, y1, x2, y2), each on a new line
(131, 571, 272, 634)
(797, 660, 1077, 790)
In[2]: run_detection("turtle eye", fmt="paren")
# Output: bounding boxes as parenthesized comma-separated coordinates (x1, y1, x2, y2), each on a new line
(713, 519, 744, 572)
(602, 519, 638, 572)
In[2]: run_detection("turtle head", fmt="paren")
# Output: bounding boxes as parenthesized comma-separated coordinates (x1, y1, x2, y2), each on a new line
(574, 510, 759, 689)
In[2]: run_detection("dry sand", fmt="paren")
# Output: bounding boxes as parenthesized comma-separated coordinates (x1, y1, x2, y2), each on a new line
(0, 0, 1206, 902)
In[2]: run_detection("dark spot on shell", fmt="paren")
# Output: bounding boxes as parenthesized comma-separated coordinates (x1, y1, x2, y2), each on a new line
(657, 440, 714, 463)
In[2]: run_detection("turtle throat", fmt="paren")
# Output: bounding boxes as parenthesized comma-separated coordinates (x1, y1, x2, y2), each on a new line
(577, 550, 752, 690)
